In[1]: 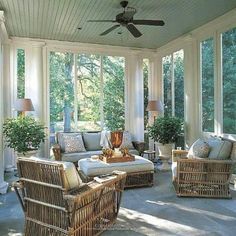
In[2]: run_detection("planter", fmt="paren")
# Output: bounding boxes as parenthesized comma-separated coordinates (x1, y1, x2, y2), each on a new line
(17, 150, 38, 158)
(156, 143, 174, 157)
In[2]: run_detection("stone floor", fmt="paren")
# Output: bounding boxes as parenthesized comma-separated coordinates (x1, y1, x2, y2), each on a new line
(1, 170, 236, 236)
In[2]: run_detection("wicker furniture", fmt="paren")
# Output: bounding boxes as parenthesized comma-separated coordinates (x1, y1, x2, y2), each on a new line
(52, 131, 145, 164)
(172, 149, 234, 198)
(78, 156, 154, 188)
(14, 157, 126, 236)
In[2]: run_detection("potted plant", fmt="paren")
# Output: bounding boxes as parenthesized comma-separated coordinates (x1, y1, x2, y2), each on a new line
(3, 116, 46, 157)
(148, 116, 183, 157)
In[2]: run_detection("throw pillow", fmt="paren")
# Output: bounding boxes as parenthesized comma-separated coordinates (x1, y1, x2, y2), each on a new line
(64, 134, 86, 153)
(57, 132, 81, 152)
(83, 132, 102, 151)
(120, 131, 134, 149)
(187, 139, 210, 159)
(207, 137, 232, 160)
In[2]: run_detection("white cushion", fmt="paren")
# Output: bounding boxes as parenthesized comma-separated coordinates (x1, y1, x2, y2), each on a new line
(78, 156, 154, 177)
(62, 150, 103, 162)
(207, 138, 232, 159)
(30, 157, 82, 190)
(171, 162, 177, 179)
(187, 139, 210, 159)
(64, 134, 86, 153)
(120, 131, 134, 149)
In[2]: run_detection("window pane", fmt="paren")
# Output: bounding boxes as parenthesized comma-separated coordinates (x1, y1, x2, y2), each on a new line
(103, 56, 125, 130)
(17, 49, 25, 99)
(162, 55, 172, 116)
(143, 58, 149, 130)
(222, 27, 236, 134)
(49, 52, 75, 145)
(77, 54, 101, 131)
(201, 38, 214, 132)
(173, 49, 184, 120)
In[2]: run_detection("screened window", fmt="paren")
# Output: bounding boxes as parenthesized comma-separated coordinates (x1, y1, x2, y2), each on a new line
(201, 38, 214, 132)
(17, 49, 25, 99)
(143, 58, 149, 130)
(222, 27, 236, 134)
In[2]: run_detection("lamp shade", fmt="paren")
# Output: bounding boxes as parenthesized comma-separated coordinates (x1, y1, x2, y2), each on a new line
(14, 98, 34, 112)
(146, 100, 163, 112)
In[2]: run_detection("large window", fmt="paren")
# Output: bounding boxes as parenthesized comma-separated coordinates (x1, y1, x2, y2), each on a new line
(17, 49, 25, 99)
(49, 52, 125, 144)
(201, 38, 214, 132)
(222, 27, 236, 134)
(143, 58, 149, 130)
(162, 49, 184, 120)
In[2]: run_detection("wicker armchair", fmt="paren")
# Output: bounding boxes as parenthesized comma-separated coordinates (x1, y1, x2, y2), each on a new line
(14, 157, 126, 236)
(172, 150, 234, 198)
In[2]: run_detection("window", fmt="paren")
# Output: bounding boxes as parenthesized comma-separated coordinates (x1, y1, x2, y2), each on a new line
(49, 51, 125, 144)
(143, 58, 149, 130)
(162, 49, 184, 120)
(222, 27, 236, 134)
(201, 38, 214, 132)
(17, 49, 25, 98)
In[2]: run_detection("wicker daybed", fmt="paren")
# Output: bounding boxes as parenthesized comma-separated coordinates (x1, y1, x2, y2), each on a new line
(172, 145, 235, 198)
(14, 157, 126, 236)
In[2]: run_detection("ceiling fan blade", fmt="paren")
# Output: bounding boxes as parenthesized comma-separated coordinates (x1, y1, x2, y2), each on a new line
(132, 20, 165, 26)
(100, 25, 120, 36)
(126, 24, 142, 38)
(88, 20, 115, 23)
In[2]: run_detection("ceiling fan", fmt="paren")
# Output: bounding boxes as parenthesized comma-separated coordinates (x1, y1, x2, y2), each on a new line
(87, 1, 165, 38)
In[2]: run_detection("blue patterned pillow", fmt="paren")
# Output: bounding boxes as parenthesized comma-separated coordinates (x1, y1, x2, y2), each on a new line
(187, 139, 210, 159)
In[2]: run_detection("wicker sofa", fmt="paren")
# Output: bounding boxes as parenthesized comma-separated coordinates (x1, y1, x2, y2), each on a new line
(14, 157, 126, 236)
(52, 131, 145, 164)
(172, 137, 236, 198)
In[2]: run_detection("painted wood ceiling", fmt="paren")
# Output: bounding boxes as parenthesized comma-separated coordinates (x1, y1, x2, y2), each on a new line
(0, 0, 236, 49)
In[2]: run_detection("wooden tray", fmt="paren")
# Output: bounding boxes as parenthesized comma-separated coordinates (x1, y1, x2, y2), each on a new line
(99, 154, 135, 163)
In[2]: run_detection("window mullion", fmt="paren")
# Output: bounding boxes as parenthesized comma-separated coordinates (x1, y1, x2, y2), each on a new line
(100, 56, 104, 130)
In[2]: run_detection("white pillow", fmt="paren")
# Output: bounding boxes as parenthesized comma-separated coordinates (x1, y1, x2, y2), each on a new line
(64, 134, 86, 153)
(187, 139, 210, 159)
(120, 131, 134, 149)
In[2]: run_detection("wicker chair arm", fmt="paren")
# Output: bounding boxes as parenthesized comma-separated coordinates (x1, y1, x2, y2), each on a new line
(64, 172, 127, 202)
(132, 141, 145, 156)
(172, 150, 188, 162)
(52, 144, 62, 161)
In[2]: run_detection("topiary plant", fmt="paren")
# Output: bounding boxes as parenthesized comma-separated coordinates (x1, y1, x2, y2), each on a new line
(148, 116, 183, 145)
(3, 116, 46, 155)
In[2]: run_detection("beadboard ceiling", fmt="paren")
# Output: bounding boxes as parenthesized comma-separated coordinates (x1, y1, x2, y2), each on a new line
(0, 0, 236, 49)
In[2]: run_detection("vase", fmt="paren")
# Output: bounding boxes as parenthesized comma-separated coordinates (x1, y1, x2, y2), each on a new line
(110, 131, 123, 149)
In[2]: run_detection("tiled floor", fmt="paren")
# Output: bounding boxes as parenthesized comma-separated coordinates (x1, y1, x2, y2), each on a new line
(1, 170, 236, 236)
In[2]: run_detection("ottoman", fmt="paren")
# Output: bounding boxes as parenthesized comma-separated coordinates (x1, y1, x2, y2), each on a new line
(78, 155, 154, 188)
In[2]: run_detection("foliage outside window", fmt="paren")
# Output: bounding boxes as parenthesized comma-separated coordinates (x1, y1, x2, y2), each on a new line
(162, 50, 184, 120)
(17, 49, 25, 99)
(49, 52, 125, 144)
(201, 38, 214, 132)
(143, 58, 149, 130)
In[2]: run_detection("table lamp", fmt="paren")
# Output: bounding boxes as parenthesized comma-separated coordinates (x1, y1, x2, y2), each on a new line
(14, 98, 34, 116)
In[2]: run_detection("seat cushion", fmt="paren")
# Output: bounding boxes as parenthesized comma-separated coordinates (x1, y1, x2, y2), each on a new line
(129, 149, 139, 155)
(187, 139, 210, 159)
(30, 157, 82, 190)
(78, 155, 154, 177)
(62, 150, 103, 163)
(207, 138, 232, 159)
(83, 132, 102, 151)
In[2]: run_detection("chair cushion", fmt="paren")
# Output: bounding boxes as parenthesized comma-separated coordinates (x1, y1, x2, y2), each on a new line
(187, 139, 210, 159)
(120, 131, 134, 149)
(83, 132, 102, 151)
(57, 132, 82, 152)
(62, 150, 103, 163)
(78, 156, 154, 176)
(64, 134, 86, 153)
(207, 137, 232, 160)
(30, 157, 82, 190)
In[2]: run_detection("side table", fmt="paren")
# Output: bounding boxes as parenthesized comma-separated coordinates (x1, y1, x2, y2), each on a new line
(143, 150, 156, 163)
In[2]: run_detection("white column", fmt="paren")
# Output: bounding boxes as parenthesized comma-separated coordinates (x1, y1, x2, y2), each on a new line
(0, 12, 9, 194)
(25, 44, 46, 156)
(184, 38, 200, 147)
(125, 53, 144, 141)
